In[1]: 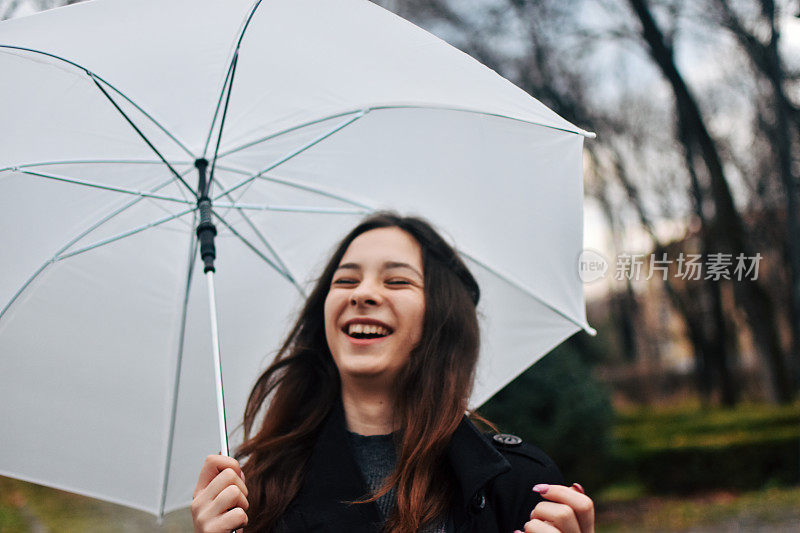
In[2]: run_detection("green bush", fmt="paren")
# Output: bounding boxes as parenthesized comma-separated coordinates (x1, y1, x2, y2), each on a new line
(478, 337, 614, 490)
(633, 437, 799, 492)
(611, 403, 800, 493)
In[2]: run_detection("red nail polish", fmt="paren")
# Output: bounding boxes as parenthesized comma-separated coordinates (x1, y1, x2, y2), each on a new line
(532, 483, 549, 494)
(571, 482, 585, 494)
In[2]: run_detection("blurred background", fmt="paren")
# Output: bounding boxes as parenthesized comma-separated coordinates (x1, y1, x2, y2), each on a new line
(1, 0, 799, 531)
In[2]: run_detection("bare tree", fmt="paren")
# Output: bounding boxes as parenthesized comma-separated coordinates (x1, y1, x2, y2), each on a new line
(382, 0, 793, 402)
(626, 0, 793, 402)
(1, 0, 84, 20)
(708, 0, 800, 389)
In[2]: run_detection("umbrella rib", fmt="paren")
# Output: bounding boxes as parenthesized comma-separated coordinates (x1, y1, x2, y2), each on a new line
(215, 110, 366, 160)
(207, 50, 238, 192)
(231, 211, 307, 297)
(460, 250, 596, 335)
(214, 105, 592, 163)
(202, 0, 265, 156)
(214, 203, 368, 215)
(211, 174, 308, 297)
(188, 160, 372, 211)
(0, 174, 185, 322)
(211, 163, 373, 211)
(17, 169, 193, 205)
(210, 172, 301, 291)
(364, 104, 596, 138)
(0, 45, 196, 157)
(0, 261, 51, 323)
(0, 159, 195, 172)
(89, 76, 197, 198)
(55, 206, 197, 262)
(158, 214, 199, 520)
(211, 210, 304, 293)
(255, 176, 373, 210)
(202, 54, 235, 158)
(212, 111, 367, 201)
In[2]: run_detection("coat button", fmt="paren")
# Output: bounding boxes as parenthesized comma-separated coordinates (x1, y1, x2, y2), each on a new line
(492, 433, 522, 447)
(471, 492, 486, 513)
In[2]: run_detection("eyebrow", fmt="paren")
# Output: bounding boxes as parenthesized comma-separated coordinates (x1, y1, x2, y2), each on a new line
(336, 261, 423, 278)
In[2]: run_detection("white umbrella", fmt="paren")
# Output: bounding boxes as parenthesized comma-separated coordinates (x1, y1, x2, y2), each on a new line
(0, 0, 594, 519)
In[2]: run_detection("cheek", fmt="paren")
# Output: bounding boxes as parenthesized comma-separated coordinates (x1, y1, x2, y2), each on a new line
(323, 295, 339, 345)
(408, 304, 426, 344)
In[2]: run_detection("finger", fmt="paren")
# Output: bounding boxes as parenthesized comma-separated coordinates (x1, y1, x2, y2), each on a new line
(523, 518, 560, 533)
(210, 506, 248, 533)
(196, 485, 248, 532)
(532, 484, 594, 533)
(194, 455, 245, 497)
(210, 484, 249, 516)
(530, 501, 580, 533)
(204, 468, 249, 502)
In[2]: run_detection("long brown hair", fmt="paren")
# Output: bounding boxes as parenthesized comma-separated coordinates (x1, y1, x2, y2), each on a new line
(236, 212, 481, 532)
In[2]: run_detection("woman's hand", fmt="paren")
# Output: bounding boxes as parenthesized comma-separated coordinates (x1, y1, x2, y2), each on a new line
(191, 454, 249, 533)
(517, 483, 594, 533)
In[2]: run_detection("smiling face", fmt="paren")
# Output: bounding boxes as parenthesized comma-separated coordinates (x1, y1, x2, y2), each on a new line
(323, 227, 426, 388)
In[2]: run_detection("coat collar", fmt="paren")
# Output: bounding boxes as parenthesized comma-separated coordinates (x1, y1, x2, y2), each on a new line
(446, 413, 511, 508)
(296, 401, 510, 515)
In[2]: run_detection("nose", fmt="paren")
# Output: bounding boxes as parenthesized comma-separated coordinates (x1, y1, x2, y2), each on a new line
(350, 278, 382, 307)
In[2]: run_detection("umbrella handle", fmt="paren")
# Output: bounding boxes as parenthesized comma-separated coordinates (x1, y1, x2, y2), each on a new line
(206, 270, 230, 457)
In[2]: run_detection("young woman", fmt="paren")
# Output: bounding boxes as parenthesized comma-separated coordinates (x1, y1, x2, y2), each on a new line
(191, 213, 595, 533)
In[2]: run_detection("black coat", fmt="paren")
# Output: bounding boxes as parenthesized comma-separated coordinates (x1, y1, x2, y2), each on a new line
(276, 405, 565, 532)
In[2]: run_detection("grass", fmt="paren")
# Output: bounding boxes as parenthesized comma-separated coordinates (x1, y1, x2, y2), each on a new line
(597, 401, 800, 530)
(606, 401, 800, 493)
(597, 485, 800, 532)
(613, 401, 800, 451)
(0, 476, 191, 532)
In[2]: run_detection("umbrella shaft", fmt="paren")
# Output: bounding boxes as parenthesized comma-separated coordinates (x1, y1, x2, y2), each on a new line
(206, 271, 229, 456)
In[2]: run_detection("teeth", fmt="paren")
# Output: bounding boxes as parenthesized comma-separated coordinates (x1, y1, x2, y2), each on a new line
(347, 323, 390, 336)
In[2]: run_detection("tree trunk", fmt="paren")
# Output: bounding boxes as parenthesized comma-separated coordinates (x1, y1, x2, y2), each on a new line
(714, 0, 800, 392)
(611, 147, 737, 403)
(628, 0, 793, 402)
(678, 122, 739, 406)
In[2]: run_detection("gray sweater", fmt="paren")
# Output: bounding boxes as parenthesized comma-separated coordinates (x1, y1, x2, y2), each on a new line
(347, 431, 452, 533)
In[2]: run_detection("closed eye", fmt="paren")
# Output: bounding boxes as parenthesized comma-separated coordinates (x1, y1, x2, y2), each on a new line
(333, 278, 358, 285)
(386, 279, 411, 285)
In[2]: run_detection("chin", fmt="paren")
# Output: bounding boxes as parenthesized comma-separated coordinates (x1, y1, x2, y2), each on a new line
(339, 360, 388, 378)
(337, 356, 398, 381)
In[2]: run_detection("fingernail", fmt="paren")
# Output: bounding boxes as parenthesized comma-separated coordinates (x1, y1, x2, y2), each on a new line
(532, 483, 550, 494)
(239, 471, 246, 482)
(514, 530, 523, 533)
(572, 482, 585, 494)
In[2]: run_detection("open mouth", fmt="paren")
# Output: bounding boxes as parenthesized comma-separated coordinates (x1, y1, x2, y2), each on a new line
(342, 323, 393, 340)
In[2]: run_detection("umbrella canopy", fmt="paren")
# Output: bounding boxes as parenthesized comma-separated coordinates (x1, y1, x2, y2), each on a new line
(0, 0, 594, 518)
